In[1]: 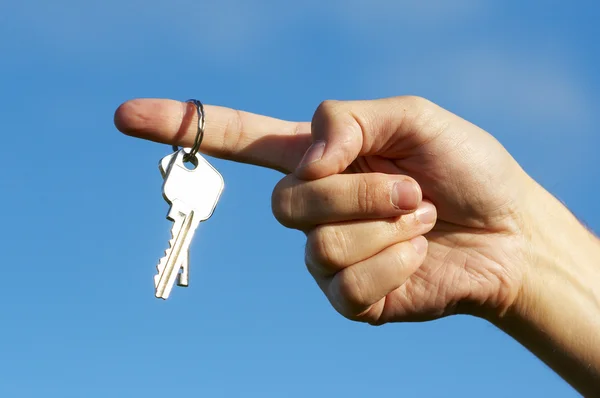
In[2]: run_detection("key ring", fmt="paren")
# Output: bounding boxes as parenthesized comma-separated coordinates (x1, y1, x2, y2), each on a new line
(172, 99, 205, 162)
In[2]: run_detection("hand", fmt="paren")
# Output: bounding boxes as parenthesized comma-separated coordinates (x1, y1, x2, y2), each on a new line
(114, 96, 600, 394)
(270, 97, 536, 324)
(114, 96, 534, 324)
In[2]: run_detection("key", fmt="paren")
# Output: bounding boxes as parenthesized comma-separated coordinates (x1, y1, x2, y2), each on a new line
(154, 149, 224, 299)
(156, 150, 194, 289)
(158, 153, 190, 286)
(155, 149, 224, 299)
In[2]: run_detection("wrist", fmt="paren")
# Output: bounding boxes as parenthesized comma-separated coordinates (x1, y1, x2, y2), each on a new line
(491, 178, 600, 394)
(509, 179, 600, 322)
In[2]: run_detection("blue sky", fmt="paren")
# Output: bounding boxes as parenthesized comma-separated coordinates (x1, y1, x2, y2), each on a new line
(1, 1, 598, 397)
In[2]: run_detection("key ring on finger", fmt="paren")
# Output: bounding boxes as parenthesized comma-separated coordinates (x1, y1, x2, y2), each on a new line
(172, 99, 205, 162)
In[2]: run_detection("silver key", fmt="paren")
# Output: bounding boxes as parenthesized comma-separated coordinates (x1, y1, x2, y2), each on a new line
(154, 149, 224, 299)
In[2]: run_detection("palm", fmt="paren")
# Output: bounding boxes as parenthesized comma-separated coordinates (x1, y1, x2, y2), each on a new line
(345, 127, 528, 324)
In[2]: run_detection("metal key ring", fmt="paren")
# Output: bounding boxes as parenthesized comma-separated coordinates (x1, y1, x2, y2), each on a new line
(172, 99, 205, 162)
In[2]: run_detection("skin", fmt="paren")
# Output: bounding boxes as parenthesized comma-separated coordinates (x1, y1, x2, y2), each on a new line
(114, 96, 600, 395)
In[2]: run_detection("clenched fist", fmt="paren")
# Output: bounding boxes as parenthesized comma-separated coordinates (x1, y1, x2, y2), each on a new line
(268, 97, 530, 325)
(271, 171, 437, 323)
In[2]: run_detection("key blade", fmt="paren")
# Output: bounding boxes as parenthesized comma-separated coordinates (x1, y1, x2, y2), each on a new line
(177, 249, 189, 287)
(154, 207, 183, 288)
(155, 202, 195, 299)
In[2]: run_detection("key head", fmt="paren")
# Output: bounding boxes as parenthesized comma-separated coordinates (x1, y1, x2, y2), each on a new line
(161, 149, 224, 221)
(159, 152, 176, 179)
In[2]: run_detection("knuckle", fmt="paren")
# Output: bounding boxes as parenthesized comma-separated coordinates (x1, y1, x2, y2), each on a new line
(355, 174, 389, 215)
(390, 215, 409, 236)
(315, 99, 341, 116)
(313, 100, 344, 125)
(355, 176, 373, 214)
(221, 108, 245, 158)
(391, 242, 412, 271)
(401, 96, 441, 129)
(271, 176, 297, 228)
(307, 226, 348, 271)
(391, 212, 417, 236)
(367, 317, 387, 327)
(332, 267, 369, 310)
(402, 95, 433, 109)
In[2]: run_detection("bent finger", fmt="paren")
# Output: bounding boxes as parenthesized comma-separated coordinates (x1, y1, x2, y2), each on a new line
(305, 200, 436, 276)
(295, 96, 453, 180)
(325, 236, 428, 321)
(272, 172, 423, 230)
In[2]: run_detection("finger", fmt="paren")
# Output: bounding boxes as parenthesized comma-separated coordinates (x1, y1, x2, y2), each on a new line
(114, 98, 312, 174)
(305, 200, 436, 277)
(325, 236, 428, 322)
(294, 96, 452, 180)
(271, 172, 422, 230)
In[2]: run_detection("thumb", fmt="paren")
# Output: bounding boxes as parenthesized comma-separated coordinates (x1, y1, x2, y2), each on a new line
(294, 96, 443, 180)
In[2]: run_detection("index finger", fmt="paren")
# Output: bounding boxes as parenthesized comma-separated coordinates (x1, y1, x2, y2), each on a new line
(114, 98, 312, 174)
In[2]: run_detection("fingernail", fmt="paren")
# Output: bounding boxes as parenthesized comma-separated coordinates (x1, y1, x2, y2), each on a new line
(391, 180, 420, 210)
(415, 201, 436, 224)
(410, 236, 428, 255)
(298, 141, 326, 169)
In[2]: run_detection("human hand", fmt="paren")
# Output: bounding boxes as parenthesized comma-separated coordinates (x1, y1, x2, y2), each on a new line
(269, 97, 536, 324)
(114, 96, 534, 324)
(115, 96, 600, 394)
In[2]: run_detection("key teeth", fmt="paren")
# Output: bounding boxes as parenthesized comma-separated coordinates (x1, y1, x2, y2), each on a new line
(156, 236, 175, 272)
(156, 235, 176, 272)
(154, 217, 182, 288)
(154, 202, 193, 298)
